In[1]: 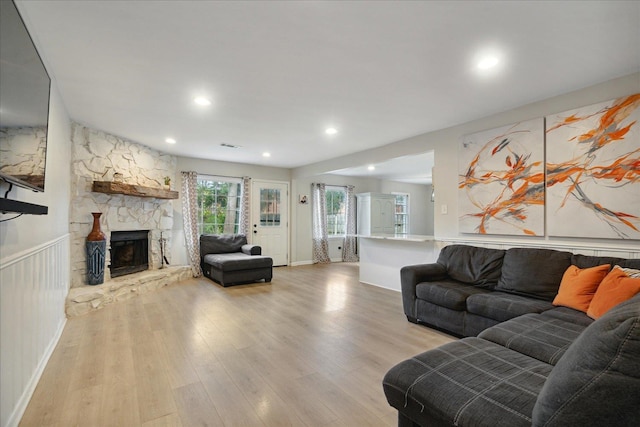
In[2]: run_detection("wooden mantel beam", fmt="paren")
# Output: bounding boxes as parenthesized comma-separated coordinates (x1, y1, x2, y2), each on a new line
(92, 181, 179, 200)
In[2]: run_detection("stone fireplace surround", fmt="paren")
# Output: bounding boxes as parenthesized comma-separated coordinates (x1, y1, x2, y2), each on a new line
(66, 123, 191, 316)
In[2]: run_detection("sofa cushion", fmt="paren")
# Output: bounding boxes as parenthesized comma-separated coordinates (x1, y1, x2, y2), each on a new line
(571, 253, 640, 270)
(532, 295, 640, 427)
(416, 280, 490, 310)
(383, 337, 552, 427)
(478, 312, 589, 365)
(203, 253, 272, 272)
(200, 234, 247, 255)
(536, 306, 595, 327)
(416, 300, 466, 336)
(496, 248, 572, 300)
(466, 291, 554, 322)
(437, 245, 505, 289)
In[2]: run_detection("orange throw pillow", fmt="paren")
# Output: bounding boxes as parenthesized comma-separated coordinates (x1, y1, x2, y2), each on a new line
(553, 264, 611, 312)
(587, 266, 640, 319)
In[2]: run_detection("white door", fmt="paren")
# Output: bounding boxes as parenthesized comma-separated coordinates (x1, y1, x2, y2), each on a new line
(251, 180, 289, 266)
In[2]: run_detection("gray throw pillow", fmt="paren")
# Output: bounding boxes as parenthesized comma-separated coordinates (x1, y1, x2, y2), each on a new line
(532, 295, 640, 426)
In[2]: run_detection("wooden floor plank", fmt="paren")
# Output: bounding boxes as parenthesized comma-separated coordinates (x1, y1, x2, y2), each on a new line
(19, 263, 454, 426)
(172, 382, 225, 427)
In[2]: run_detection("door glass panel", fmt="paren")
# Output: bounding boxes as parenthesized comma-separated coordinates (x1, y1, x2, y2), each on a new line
(260, 188, 281, 226)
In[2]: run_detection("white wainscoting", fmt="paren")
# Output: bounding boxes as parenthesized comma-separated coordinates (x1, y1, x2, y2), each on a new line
(438, 237, 640, 259)
(1, 234, 69, 427)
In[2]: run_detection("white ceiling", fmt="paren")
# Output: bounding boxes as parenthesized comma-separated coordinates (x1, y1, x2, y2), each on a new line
(16, 0, 640, 177)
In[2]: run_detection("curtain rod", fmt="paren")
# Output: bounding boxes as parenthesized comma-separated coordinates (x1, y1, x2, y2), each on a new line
(182, 172, 248, 180)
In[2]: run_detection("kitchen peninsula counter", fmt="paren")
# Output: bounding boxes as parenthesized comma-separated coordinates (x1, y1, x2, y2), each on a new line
(358, 234, 439, 291)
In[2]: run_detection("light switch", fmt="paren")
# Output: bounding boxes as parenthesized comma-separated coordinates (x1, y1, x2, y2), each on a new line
(441, 204, 448, 214)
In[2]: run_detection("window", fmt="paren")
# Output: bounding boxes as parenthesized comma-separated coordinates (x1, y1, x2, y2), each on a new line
(326, 186, 346, 236)
(260, 188, 281, 226)
(196, 176, 242, 235)
(394, 193, 409, 234)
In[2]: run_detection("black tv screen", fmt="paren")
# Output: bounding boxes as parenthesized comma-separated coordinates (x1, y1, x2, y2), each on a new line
(0, 0, 51, 193)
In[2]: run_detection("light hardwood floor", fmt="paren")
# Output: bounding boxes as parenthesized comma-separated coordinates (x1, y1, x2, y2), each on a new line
(20, 263, 455, 427)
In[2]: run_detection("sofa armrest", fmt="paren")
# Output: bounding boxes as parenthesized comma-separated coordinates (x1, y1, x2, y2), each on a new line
(241, 244, 262, 255)
(400, 263, 448, 321)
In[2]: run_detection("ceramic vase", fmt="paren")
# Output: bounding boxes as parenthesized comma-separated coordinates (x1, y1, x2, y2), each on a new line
(86, 212, 107, 285)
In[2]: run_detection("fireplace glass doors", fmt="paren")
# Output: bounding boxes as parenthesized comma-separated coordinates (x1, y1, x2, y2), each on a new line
(109, 230, 149, 278)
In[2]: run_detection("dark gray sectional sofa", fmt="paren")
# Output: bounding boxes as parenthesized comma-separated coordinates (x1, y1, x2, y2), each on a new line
(200, 234, 272, 286)
(384, 244, 640, 427)
(400, 244, 640, 337)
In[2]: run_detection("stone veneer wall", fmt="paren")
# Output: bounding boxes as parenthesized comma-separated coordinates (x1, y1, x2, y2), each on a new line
(70, 123, 178, 288)
(0, 126, 47, 187)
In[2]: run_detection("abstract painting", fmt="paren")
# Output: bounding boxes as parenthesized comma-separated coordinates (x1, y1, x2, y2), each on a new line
(546, 94, 640, 239)
(459, 118, 545, 236)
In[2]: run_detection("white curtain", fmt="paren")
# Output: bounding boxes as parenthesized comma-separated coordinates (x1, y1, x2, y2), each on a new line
(181, 171, 202, 277)
(311, 182, 331, 263)
(342, 185, 358, 262)
(239, 176, 251, 237)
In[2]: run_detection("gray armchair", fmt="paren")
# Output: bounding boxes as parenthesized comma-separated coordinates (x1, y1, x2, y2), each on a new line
(200, 234, 272, 287)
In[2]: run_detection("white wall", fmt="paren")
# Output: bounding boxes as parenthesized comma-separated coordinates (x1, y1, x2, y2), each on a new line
(291, 174, 384, 265)
(379, 181, 434, 236)
(0, 84, 71, 427)
(290, 176, 434, 265)
(294, 72, 640, 253)
(0, 88, 71, 254)
(172, 156, 290, 265)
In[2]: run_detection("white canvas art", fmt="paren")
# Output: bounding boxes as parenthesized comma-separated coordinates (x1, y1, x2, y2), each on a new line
(459, 118, 545, 236)
(546, 94, 640, 239)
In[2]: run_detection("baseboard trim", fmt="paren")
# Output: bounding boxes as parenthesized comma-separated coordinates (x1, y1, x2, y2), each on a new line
(6, 317, 67, 427)
(291, 260, 314, 266)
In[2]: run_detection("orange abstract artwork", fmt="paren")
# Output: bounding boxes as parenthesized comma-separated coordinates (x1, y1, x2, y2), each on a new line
(546, 94, 640, 239)
(459, 118, 545, 235)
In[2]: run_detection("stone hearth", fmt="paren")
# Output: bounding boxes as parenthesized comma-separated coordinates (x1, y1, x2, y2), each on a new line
(66, 266, 192, 317)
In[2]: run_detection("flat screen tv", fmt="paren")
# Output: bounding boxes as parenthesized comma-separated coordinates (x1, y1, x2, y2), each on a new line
(0, 0, 51, 194)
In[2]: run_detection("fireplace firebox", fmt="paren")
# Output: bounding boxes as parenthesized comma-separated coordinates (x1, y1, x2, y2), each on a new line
(109, 230, 149, 278)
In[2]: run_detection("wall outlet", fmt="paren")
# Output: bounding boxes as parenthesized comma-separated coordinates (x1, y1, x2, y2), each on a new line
(441, 204, 448, 214)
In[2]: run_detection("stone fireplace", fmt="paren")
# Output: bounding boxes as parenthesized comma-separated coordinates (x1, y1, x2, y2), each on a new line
(69, 123, 178, 288)
(109, 230, 149, 278)
(65, 123, 192, 317)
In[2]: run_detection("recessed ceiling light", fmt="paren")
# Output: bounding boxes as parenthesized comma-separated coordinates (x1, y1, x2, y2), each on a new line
(325, 127, 338, 135)
(477, 56, 499, 70)
(194, 97, 211, 106)
(165, 137, 176, 144)
(368, 165, 375, 171)
(263, 152, 271, 158)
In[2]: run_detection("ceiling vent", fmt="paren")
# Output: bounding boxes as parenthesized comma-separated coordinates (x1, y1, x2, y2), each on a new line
(220, 143, 241, 149)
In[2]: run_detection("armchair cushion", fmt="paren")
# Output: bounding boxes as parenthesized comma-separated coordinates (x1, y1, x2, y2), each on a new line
(200, 233, 246, 255)
(242, 244, 261, 255)
(203, 253, 272, 272)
